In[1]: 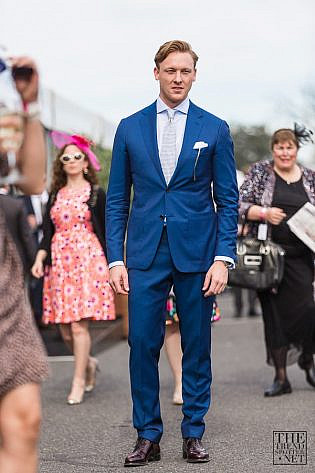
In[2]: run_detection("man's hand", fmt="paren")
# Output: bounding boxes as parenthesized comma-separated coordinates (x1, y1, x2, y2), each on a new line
(11, 56, 39, 104)
(203, 261, 228, 297)
(266, 207, 286, 225)
(109, 265, 129, 295)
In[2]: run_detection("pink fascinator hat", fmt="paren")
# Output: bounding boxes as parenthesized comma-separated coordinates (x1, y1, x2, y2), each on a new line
(51, 130, 101, 172)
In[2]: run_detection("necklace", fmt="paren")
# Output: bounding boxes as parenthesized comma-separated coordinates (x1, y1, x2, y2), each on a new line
(274, 166, 301, 185)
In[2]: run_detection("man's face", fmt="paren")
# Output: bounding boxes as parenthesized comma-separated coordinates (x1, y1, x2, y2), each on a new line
(154, 52, 196, 107)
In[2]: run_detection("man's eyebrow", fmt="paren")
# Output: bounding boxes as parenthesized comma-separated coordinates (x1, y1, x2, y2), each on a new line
(164, 67, 193, 71)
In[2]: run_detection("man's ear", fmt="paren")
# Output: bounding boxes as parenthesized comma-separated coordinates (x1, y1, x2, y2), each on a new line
(153, 66, 160, 81)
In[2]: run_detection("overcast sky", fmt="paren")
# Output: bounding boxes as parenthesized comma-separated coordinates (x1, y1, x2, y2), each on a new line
(1, 0, 315, 133)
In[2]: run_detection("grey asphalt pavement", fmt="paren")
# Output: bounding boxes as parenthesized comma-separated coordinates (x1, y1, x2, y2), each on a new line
(39, 291, 315, 472)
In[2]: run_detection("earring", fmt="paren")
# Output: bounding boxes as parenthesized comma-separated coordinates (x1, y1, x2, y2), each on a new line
(83, 168, 88, 175)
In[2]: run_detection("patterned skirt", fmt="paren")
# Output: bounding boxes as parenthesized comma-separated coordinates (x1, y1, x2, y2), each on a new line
(0, 210, 48, 398)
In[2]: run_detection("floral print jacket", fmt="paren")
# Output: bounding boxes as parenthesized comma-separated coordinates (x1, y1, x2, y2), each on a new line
(239, 159, 315, 238)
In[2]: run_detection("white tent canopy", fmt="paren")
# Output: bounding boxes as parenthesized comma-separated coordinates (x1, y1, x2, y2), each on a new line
(40, 88, 116, 149)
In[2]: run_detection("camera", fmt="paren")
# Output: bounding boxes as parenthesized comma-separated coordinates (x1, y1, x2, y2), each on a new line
(0, 58, 33, 82)
(12, 66, 33, 82)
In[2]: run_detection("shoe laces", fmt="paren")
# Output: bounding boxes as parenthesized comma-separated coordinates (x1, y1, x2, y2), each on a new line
(188, 438, 204, 450)
(134, 438, 150, 452)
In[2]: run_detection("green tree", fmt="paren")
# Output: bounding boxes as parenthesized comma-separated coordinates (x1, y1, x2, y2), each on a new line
(95, 145, 112, 189)
(231, 125, 271, 171)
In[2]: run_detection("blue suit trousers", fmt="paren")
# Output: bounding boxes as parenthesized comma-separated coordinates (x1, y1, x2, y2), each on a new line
(128, 229, 213, 443)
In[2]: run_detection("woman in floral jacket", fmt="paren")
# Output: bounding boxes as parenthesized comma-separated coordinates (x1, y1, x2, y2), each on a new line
(239, 125, 315, 397)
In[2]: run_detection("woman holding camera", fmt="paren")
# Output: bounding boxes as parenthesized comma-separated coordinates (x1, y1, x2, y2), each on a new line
(239, 126, 315, 397)
(0, 56, 48, 473)
(32, 133, 115, 405)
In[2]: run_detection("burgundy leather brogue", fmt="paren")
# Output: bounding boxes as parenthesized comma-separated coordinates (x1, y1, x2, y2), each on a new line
(183, 438, 210, 463)
(124, 438, 161, 467)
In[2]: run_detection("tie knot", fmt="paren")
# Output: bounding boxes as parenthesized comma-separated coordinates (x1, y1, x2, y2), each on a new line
(167, 109, 175, 122)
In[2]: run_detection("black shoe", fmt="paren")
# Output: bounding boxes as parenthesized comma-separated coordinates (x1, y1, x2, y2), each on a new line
(264, 379, 292, 397)
(183, 438, 210, 463)
(124, 438, 160, 467)
(298, 354, 315, 388)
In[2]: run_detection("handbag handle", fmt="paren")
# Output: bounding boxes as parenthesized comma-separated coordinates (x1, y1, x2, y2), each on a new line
(240, 207, 270, 238)
(239, 212, 249, 237)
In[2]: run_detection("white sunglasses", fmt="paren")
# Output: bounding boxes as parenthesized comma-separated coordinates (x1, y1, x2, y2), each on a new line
(60, 153, 85, 164)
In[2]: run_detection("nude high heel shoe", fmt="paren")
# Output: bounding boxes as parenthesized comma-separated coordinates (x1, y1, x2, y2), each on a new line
(67, 381, 85, 405)
(85, 357, 100, 393)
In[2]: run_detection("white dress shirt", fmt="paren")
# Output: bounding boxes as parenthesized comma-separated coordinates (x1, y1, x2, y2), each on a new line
(156, 95, 189, 161)
(109, 96, 234, 269)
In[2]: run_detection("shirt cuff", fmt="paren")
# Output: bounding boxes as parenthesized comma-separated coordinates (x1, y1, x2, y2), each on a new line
(214, 256, 235, 269)
(108, 260, 125, 269)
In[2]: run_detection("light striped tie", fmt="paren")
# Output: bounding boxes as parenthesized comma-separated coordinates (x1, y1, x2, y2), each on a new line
(160, 109, 176, 185)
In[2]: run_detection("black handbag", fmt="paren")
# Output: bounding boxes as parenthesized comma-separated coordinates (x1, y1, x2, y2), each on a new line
(228, 225, 285, 291)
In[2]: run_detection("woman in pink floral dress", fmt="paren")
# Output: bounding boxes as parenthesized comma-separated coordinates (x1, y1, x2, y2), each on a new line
(32, 133, 115, 404)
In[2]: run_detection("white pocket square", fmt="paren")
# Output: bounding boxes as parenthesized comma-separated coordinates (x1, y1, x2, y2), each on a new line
(193, 141, 208, 150)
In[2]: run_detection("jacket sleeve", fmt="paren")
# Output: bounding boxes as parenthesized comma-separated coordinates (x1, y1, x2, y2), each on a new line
(38, 194, 55, 257)
(212, 120, 239, 263)
(239, 162, 262, 220)
(92, 186, 107, 258)
(105, 119, 131, 264)
(96, 187, 106, 238)
(17, 203, 37, 271)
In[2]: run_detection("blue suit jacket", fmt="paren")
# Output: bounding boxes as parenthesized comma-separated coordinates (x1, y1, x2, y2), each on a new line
(106, 101, 238, 272)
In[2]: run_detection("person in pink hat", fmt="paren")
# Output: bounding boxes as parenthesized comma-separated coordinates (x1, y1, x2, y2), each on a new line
(32, 132, 115, 404)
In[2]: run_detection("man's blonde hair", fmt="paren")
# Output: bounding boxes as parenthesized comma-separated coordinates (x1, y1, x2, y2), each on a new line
(154, 40, 198, 69)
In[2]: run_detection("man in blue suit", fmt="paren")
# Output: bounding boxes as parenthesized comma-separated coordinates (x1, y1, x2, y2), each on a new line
(106, 40, 238, 466)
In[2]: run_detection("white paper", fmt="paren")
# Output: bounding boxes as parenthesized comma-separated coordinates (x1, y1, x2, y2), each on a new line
(287, 202, 315, 253)
(257, 223, 268, 241)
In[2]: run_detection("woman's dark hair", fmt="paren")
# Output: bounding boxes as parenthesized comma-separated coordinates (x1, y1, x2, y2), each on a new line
(271, 123, 313, 150)
(50, 145, 98, 194)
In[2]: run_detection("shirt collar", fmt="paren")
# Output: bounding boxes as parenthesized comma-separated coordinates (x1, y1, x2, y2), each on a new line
(156, 96, 190, 115)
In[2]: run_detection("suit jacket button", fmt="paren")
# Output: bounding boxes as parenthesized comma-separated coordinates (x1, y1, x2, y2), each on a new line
(166, 187, 170, 192)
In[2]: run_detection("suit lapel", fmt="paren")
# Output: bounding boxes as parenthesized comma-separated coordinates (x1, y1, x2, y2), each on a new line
(139, 102, 166, 185)
(169, 102, 203, 186)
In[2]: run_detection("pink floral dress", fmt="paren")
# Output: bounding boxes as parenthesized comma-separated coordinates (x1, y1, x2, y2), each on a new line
(43, 183, 115, 324)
